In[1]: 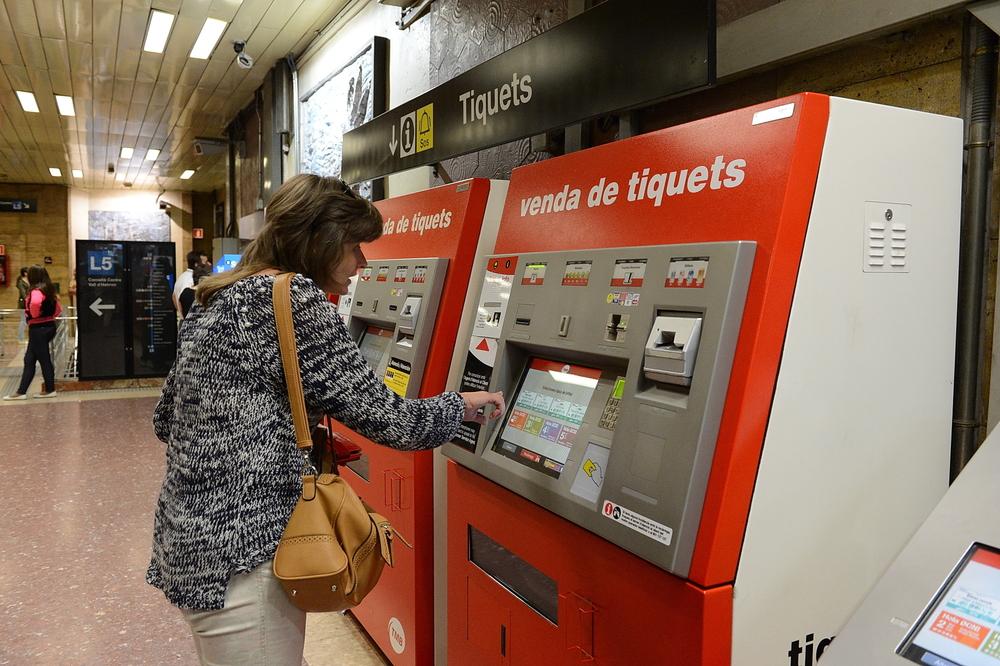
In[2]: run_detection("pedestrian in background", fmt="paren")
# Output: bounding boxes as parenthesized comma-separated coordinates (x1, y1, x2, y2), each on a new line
(4, 266, 62, 400)
(172, 250, 208, 314)
(15, 267, 29, 343)
(178, 264, 212, 318)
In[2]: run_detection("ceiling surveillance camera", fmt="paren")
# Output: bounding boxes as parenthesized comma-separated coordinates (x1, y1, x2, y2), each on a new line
(158, 202, 171, 211)
(234, 40, 253, 69)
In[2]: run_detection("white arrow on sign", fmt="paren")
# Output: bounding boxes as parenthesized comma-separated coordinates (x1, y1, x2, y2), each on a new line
(389, 124, 398, 156)
(89, 297, 116, 316)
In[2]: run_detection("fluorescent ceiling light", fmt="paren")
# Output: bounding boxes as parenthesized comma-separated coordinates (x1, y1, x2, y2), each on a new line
(72, 169, 83, 178)
(16, 91, 39, 113)
(120, 147, 133, 159)
(145, 148, 160, 161)
(49, 167, 62, 177)
(143, 10, 175, 54)
(179, 169, 195, 180)
(54, 95, 75, 116)
(190, 18, 227, 59)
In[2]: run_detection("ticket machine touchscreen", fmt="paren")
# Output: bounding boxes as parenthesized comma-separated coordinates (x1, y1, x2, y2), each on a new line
(897, 543, 1000, 666)
(494, 359, 601, 478)
(357, 325, 392, 371)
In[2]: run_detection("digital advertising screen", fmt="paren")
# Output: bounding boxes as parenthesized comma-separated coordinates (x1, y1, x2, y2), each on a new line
(493, 358, 601, 479)
(357, 325, 392, 371)
(898, 543, 1000, 666)
(214, 254, 241, 273)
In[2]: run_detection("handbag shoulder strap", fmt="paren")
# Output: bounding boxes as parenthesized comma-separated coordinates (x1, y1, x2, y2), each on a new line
(273, 273, 312, 451)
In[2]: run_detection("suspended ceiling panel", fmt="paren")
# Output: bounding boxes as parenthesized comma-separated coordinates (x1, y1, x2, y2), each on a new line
(0, 0, 347, 191)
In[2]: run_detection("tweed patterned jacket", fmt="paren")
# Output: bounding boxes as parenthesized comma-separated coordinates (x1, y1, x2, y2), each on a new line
(147, 274, 464, 610)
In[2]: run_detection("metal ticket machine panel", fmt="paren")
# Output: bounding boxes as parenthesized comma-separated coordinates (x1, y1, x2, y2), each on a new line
(331, 179, 507, 666)
(441, 94, 961, 665)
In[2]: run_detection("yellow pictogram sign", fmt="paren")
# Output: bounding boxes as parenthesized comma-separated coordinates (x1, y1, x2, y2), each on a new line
(416, 103, 433, 153)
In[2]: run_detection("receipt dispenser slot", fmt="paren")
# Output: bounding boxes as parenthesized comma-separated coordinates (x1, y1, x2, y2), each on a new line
(643, 315, 703, 386)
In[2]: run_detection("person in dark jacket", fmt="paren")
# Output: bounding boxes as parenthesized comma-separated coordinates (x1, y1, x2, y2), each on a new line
(15, 267, 29, 343)
(4, 266, 62, 399)
(177, 264, 212, 318)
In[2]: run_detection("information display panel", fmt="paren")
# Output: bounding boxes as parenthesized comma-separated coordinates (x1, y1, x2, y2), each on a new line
(357, 325, 392, 370)
(493, 358, 601, 478)
(898, 543, 1000, 665)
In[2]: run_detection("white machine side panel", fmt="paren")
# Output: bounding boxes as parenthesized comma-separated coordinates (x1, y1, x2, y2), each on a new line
(732, 98, 961, 665)
(433, 179, 507, 666)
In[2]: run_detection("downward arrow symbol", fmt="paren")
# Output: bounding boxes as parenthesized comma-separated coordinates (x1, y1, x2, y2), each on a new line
(389, 125, 398, 156)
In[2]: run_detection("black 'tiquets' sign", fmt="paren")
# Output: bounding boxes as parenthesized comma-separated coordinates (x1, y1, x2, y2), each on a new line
(342, 0, 715, 184)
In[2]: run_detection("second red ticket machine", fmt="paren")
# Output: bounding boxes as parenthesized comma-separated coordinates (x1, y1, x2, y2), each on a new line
(440, 94, 962, 664)
(331, 178, 507, 665)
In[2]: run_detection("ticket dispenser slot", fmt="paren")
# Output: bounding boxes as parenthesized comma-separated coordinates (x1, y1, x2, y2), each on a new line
(396, 296, 422, 348)
(643, 314, 703, 387)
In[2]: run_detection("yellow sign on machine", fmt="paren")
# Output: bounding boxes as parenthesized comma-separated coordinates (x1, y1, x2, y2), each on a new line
(384, 357, 412, 397)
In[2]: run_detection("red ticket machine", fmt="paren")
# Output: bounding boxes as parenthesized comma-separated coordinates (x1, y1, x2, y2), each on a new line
(441, 94, 962, 664)
(330, 178, 507, 665)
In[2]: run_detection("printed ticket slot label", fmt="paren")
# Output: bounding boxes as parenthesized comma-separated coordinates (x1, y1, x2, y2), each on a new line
(376, 266, 390, 282)
(522, 262, 547, 285)
(611, 258, 647, 287)
(383, 357, 412, 397)
(666, 256, 709, 288)
(412, 266, 428, 283)
(562, 260, 593, 286)
(360, 267, 374, 281)
(394, 266, 408, 282)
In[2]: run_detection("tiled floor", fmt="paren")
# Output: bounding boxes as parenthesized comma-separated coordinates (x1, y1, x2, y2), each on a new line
(0, 395, 388, 665)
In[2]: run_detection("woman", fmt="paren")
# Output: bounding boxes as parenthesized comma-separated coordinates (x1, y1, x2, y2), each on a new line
(4, 266, 61, 400)
(148, 174, 504, 665)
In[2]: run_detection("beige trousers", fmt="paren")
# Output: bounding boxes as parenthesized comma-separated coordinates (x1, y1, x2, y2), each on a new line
(181, 561, 306, 665)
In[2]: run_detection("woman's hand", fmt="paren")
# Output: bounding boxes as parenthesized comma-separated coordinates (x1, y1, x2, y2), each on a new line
(460, 391, 505, 424)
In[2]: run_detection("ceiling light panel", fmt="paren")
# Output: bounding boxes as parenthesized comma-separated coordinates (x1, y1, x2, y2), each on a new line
(55, 95, 75, 116)
(145, 149, 160, 160)
(49, 168, 62, 177)
(121, 147, 134, 159)
(72, 170, 83, 178)
(144, 10, 175, 54)
(180, 170, 195, 179)
(16, 91, 39, 113)
(190, 18, 227, 59)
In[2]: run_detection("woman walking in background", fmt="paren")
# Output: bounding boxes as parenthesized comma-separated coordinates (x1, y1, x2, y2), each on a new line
(15, 267, 29, 343)
(4, 266, 62, 400)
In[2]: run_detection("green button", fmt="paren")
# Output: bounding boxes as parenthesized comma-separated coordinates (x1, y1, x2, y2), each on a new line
(613, 377, 625, 400)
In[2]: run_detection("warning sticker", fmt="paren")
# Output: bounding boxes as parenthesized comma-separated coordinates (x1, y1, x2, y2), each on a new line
(376, 266, 390, 282)
(666, 257, 709, 288)
(601, 500, 673, 545)
(611, 259, 646, 287)
(562, 261, 592, 286)
(521, 262, 547, 286)
(394, 266, 408, 283)
(383, 357, 412, 397)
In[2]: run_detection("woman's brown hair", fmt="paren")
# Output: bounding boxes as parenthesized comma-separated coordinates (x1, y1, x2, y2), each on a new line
(198, 174, 382, 305)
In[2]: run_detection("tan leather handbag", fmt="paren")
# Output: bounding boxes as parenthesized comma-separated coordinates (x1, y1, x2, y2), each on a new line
(271, 273, 397, 612)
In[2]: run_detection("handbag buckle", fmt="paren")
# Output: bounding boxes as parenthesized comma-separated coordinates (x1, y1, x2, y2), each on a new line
(301, 448, 318, 477)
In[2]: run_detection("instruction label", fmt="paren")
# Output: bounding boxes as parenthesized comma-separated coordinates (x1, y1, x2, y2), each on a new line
(602, 500, 673, 545)
(412, 265, 428, 284)
(473, 256, 518, 338)
(383, 357, 412, 397)
(562, 260, 592, 286)
(360, 267, 373, 282)
(521, 262, 547, 286)
(394, 266, 408, 282)
(376, 266, 390, 282)
(666, 257, 709, 288)
(611, 259, 646, 287)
